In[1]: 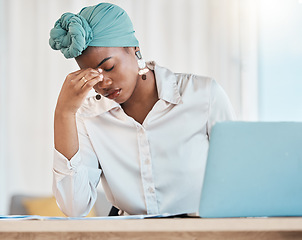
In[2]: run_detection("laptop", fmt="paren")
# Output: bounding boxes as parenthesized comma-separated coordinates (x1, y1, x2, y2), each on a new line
(199, 121, 302, 218)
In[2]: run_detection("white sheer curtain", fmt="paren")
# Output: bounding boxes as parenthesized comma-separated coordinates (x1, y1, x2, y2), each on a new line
(0, 0, 8, 214)
(0, 0, 258, 214)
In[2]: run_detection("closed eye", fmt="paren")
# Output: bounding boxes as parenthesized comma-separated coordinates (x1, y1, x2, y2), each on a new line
(104, 65, 114, 72)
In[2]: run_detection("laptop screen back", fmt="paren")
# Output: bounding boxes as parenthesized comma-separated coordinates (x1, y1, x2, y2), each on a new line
(199, 122, 302, 218)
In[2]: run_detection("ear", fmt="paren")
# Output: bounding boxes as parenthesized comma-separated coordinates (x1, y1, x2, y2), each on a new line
(123, 47, 136, 54)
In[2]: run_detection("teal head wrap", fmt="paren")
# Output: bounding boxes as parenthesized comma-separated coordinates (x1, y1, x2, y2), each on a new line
(49, 3, 139, 59)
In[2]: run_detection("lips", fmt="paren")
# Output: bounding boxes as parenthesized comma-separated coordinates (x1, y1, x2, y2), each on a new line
(104, 88, 121, 100)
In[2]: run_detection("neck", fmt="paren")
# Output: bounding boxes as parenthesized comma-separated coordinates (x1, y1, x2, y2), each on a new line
(121, 70, 159, 124)
(122, 70, 158, 108)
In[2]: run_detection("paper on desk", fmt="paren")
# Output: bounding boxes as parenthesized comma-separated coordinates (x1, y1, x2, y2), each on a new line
(0, 213, 190, 221)
(0, 215, 66, 220)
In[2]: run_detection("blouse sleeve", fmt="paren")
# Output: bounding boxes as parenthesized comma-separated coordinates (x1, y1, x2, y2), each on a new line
(52, 114, 102, 217)
(207, 79, 236, 137)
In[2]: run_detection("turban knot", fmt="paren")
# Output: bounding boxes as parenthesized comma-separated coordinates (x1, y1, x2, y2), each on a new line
(49, 13, 93, 59)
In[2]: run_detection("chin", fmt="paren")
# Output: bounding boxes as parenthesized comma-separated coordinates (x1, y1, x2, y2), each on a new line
(114, 99, 124, 104)
(115, 94, 131, 105)
(112, 95, 126, 104)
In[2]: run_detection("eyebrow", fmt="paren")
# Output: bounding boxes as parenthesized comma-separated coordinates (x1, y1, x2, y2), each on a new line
(96, 57, 112, 68)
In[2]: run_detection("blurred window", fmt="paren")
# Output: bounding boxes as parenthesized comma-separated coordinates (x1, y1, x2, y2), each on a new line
(258, 0, 302, 121)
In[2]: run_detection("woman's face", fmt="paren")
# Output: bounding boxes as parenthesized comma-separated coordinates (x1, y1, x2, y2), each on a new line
(75, 46, 139, 104)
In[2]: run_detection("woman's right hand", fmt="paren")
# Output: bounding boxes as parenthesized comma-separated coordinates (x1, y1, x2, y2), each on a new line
(55, 68, 103, 115)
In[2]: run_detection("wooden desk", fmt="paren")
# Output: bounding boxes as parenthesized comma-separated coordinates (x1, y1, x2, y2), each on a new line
(1, 217, 302, 240)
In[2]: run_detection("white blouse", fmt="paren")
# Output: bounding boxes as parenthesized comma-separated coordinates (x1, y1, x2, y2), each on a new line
(53, 62, 236, 217)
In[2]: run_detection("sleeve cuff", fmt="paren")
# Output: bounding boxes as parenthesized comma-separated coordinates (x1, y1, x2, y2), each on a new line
(53, 148, 82, 175)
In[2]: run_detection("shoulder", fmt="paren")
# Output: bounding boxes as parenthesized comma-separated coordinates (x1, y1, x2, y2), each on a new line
(174, 71, 215, 97)
(152, 62, 221, 104)
(176, 72, 213, 85)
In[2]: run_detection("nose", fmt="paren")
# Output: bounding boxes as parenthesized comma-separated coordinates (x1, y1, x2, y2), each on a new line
(95, 76, 113, 90)
(103, 78, 113, 86)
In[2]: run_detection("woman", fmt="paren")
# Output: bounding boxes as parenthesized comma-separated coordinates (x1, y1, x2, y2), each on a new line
(49, 2, 235, 217)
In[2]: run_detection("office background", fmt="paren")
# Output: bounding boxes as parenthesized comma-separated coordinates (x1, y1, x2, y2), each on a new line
(0, 0, 301, 214)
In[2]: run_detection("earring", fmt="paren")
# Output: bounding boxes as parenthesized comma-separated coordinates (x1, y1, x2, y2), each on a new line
(135, 50, 149, 80)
